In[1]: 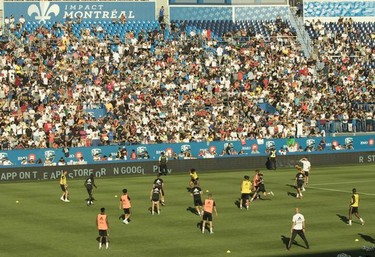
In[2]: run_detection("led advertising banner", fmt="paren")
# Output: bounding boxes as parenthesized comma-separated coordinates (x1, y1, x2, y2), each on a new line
(4, 1, 156, 22)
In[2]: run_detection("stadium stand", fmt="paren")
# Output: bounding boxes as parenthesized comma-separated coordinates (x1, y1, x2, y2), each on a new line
(0, 15, 373, 150)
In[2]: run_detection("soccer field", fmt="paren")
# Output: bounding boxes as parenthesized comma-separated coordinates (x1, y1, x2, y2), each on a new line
(1, 164, 374, 257)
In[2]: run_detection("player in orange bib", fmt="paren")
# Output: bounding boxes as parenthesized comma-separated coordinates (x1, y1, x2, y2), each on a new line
(202, 193, 218, 234)
(96, 207, 109, 249)
(119, 189, 132, 224)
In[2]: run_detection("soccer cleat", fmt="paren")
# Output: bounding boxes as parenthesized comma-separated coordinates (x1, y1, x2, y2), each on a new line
(210, 231, 214, 234)
(60, 197, 64, 201)
(152, 211, 155, 215)
(270, 191, 274, 196)
(361, 220, 365, 226)
(157, 210, 160, 215)
(302, 187, 306, 192)
(202, 230, 205, 234)
(123, 219, 129, 224)
(246, 206, 249, 210)
(64, 199, 70, 202)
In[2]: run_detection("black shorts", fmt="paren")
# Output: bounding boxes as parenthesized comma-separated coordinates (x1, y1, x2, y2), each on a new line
(60, 184, 66, 192)
(241, 193, 250, 200)
(297, 182, 304, 189)
(98, 230, 108, 237)
(123, 208, 131, 214)
(202, 211, 213, 221)
(152, 197, 160, 202)
(350, 206, 358, 214)
(191, 177, 199, 182)
(194, 198, 203, 206)
(304, 171, 309, 177)
(258, 184, 266, 193)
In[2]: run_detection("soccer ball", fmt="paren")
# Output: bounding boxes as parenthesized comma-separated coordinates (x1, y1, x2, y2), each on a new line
(87, 200, 92, 205)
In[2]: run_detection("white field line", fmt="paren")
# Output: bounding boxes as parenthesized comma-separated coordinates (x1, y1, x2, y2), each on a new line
(308, 186, 375, 196)
(312, 180, 371, 186)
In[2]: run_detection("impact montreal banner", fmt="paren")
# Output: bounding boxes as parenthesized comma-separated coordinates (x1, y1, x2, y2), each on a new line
(4, 1, 156, 23)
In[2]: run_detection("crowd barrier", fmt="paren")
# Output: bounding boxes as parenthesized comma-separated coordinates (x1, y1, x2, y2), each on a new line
(0, 135, 374, 167)
(0, 150, 374, 182)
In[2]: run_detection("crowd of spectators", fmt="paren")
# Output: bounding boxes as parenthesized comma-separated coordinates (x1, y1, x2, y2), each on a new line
(0, 15, 373, 150)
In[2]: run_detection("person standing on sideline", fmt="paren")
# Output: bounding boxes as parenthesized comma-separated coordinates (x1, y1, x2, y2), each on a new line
(348, 188, 365, 225)
(158, 6, 165, 23)
(84, 173, 97, 205)
(96, 207, 109, 250)
(287, 208, 309, 250)
(153, 173, 165, 205)
(202, 193, 218, 234)
(150, 186, 161, 215)
(158, 152, 168, 175)
(191, 180, 203, 215)
(59, 170, 70, 202)
(119, 189, 132, 224)
(299, 157, 311, 190)
(269, 148, 277, 170)
(240, 175, 252, 210)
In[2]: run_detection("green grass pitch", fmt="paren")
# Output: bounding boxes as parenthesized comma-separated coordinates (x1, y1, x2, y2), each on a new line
(1, 164, 374, 257)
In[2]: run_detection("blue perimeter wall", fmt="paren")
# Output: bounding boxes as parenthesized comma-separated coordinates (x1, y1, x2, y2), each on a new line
(0, 135, 374, 167)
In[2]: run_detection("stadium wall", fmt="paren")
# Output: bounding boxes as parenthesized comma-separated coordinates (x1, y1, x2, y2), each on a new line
(0, 151, 374, 182)
(303, 0, 375, 22)
(0, 135, 374, 167)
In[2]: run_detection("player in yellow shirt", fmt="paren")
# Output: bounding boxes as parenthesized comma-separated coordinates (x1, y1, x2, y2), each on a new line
(240, 175, 252, 210)
(59, 170, 69, 202)
(348, 188, 365, 226)
(189, 168, 199, 188)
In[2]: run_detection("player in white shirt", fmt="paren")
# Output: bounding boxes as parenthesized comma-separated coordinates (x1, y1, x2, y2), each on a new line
(299, 157, 311, 191)
(287, 208, 309, 250)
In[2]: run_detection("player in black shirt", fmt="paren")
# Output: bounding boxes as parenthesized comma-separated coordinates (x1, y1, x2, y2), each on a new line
(294, 166, 305, 199)
(153, 174, 165, 206)
(84, 173, 97, 205)
(190, 181, 203, 216)
(150, 187, 161, 215)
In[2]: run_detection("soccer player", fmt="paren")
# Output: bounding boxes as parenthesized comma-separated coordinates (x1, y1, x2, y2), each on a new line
(256, 172, 274, 198)
(202, 193, 218, 234)
(240, 175, 252, 210)
(299, 157, 311, 190)
(190, 180, 203, 215)
(119, 189, 132, 224)
(189, 168, 199, 188)
(294, 165, 305, 199)
(348, 188, 365, 226)
(150, 186, 161, 215)
(159, 152, 168, 175)
(153, 173, 165, 206)
(84, 173, 97, 206)
(59, 170, 69, 202)
(96, 207, 109, 250)
(287, 208, 309, 250)
(250, 170, 261, 202)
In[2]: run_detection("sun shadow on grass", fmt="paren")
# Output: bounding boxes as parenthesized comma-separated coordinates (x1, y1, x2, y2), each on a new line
(358, 233, 375, 244)
(234, 199, 241, 208)
(281, 235, 305, 250)
(187, 206, 199, 215)
(287, 192, 297, 198)
(336, 214, 349, 224)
